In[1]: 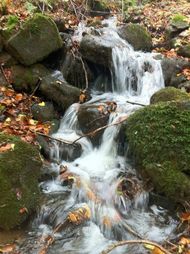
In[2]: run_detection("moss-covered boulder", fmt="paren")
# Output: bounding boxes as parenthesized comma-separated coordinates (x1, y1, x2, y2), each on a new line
(126, 100, 190, 202)
(6, 14, 62, 66)
(150, 87, 190, 104)
(0, 134, 42, 230)
(118, 24, 152, 52)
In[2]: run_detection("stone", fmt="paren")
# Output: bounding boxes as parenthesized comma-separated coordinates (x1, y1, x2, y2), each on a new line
(0, 35, 3, 52)
(179, 81, 190, 93)
(79, 34, 115, 68)
(88, 0, 110, 17)
(178, 44, 190, 58)
(39, 74, 80, 112)
(31, 102, 58, 122)
(0, 133, 42, 230)
(166, 19, 189, 39)
(6, 14, 62, 66)
(77, 104, 109, 145)
(118, 24, 152, 52)
(126, 100, 190, 202)
(161, 57, 190, 87)
(0, 51, 17, 67)
(150, 87, 190, 104)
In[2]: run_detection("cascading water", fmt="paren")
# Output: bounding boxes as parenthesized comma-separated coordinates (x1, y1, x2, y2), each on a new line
(18, 19, 177, 254)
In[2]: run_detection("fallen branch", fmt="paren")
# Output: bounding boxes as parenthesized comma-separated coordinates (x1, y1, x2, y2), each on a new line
(30, 77, 42, 97)
(79, 56, 89, 89)
(126, 100, 147, 107)
(101, 239, 172, 254)
(32, 131, 77, 146)
(72, 116, 128, 144)
(0, 64, 11, 86)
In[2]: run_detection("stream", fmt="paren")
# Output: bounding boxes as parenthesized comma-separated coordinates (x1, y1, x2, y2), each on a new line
(17, 18, 177, 253)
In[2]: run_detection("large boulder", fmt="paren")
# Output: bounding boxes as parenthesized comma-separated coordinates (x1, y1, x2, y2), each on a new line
(118, 24, 152, 52)
(79, 34, 115, 68)
(0, 134, 42, 230)
(165, 16, 189, 40)
(6, 14, 62, 66)
(0, 51, 17, 67)
(126, 100, 190, 202)
(161, 57, 190, 87)
(31, 101, 58, 122)
(150, 87, 190, 104)
(0, 35, 3, 52)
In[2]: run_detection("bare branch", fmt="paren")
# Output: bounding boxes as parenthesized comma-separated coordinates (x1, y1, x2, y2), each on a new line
(101, 239, 172, 254)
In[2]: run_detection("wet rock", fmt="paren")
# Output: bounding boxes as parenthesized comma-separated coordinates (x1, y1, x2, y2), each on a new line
(0, 51, 17, 67)
(161, 57, 190, 87)
(61, 52, 94, 89)
(179, 81, 190, 93)
(0, 133, 42, 230)
(39, 74, 80, 112)
(77, 104, 109, 145)
(150, 87, 190, 104)
(79, 34, 115, 68)
(177, 44, 190, 58)
(6, 14, 62, 66)
(118, 24, 152, 52)
(126, 100, 190, 202)
(31, 102, 58, 122)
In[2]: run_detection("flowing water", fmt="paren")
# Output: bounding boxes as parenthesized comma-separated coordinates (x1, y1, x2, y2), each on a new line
(17, 19, 177, 253)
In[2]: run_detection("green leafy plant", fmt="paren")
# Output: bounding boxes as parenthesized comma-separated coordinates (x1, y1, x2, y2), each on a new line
(25, 1, 38, 15)
(6, 15, 20, 30)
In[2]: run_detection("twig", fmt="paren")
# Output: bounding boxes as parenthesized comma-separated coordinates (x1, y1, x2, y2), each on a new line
(69, 0, 80, 21)
(79, 56, 89, 89)
(31, 131, 77, 146)
(123, 221, 143, 239)
(30, 77, 42, 97)
(72, 116, 128, 144)
(0, 64, 11, 86)
(101, 239, 172, 254)
(126, 100, 147, 107)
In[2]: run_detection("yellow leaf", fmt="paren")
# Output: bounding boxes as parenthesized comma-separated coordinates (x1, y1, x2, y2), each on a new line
(38, 102, 45, 106)
(152, 247, 165, 254)
(144, 244, 155, 250)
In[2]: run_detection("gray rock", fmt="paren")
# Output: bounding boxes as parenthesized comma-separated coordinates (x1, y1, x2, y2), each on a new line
(118, 24, 152, 52)
(0, 51, 17, 67)
(161, 57, 190, 87)
(79, 34, 115, 67)
(166, 20, 189, 39)
(178, 44, 190, 58)
(6, 14, 63, 66)
(39, 74, 80, 112)
(31, 102, 58, 122)
(77, 104, 109, 145)
(179, 81, 190, 93)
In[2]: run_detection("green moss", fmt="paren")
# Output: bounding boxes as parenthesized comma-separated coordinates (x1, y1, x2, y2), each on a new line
(126, 100, 190, 202)
(150, 87, 190, 104)
(0, 134, 42, 229)
(172, 14, 187, 23)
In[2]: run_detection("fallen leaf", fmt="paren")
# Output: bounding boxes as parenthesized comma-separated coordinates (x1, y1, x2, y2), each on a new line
(0, 143, 14, 153)
(38, 102, 45, 106)
(0, 243, 16, 253)
(180, 212, 190, 222)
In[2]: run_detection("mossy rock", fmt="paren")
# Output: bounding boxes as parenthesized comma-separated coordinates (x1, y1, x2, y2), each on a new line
(118, 24, 152, 52)
(126, 100, 190, 202)
(0, 134, 42, 230)
(150, 87, 190, 104)
(6, 14, 62, 66)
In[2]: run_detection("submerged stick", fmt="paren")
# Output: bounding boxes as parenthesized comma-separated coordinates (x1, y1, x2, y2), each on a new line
(101, 239, 172, 254)
(126, 100, 147, 107)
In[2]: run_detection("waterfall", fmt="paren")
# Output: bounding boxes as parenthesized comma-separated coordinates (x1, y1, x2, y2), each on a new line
(19, 20, 176, 254)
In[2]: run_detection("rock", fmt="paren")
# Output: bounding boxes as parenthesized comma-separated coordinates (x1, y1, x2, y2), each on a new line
(77, 104, 109, 145)
(79, 34, 115, 68)
(39, 74, 80, 112)
(11, 64, 50, 92)
(0, 72, 8, 87)
(0, 51, 17, 67)
(179, 81, 190, 93)
(61, 52, 94, 89)
(118, 24, 152, 52)
(31, 102, 58, 122)
(150, 87, 190, 104)
(161, 57, 190, 87)
(6, 14, 62, 66)
(88, 0, 110, 17)
(0, 35, 3, 52)
(126, 100, 190, 202)
(166, 18, 189, 39)
(0, 133, 42, 230)
(53, 18, 66, 32)
(178, 44, 190, 58)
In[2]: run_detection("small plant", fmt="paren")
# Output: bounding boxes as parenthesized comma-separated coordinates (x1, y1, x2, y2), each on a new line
(25, 1, 38, 15)
(6, 15, 20, 30)
(172, 14, 187, 23)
